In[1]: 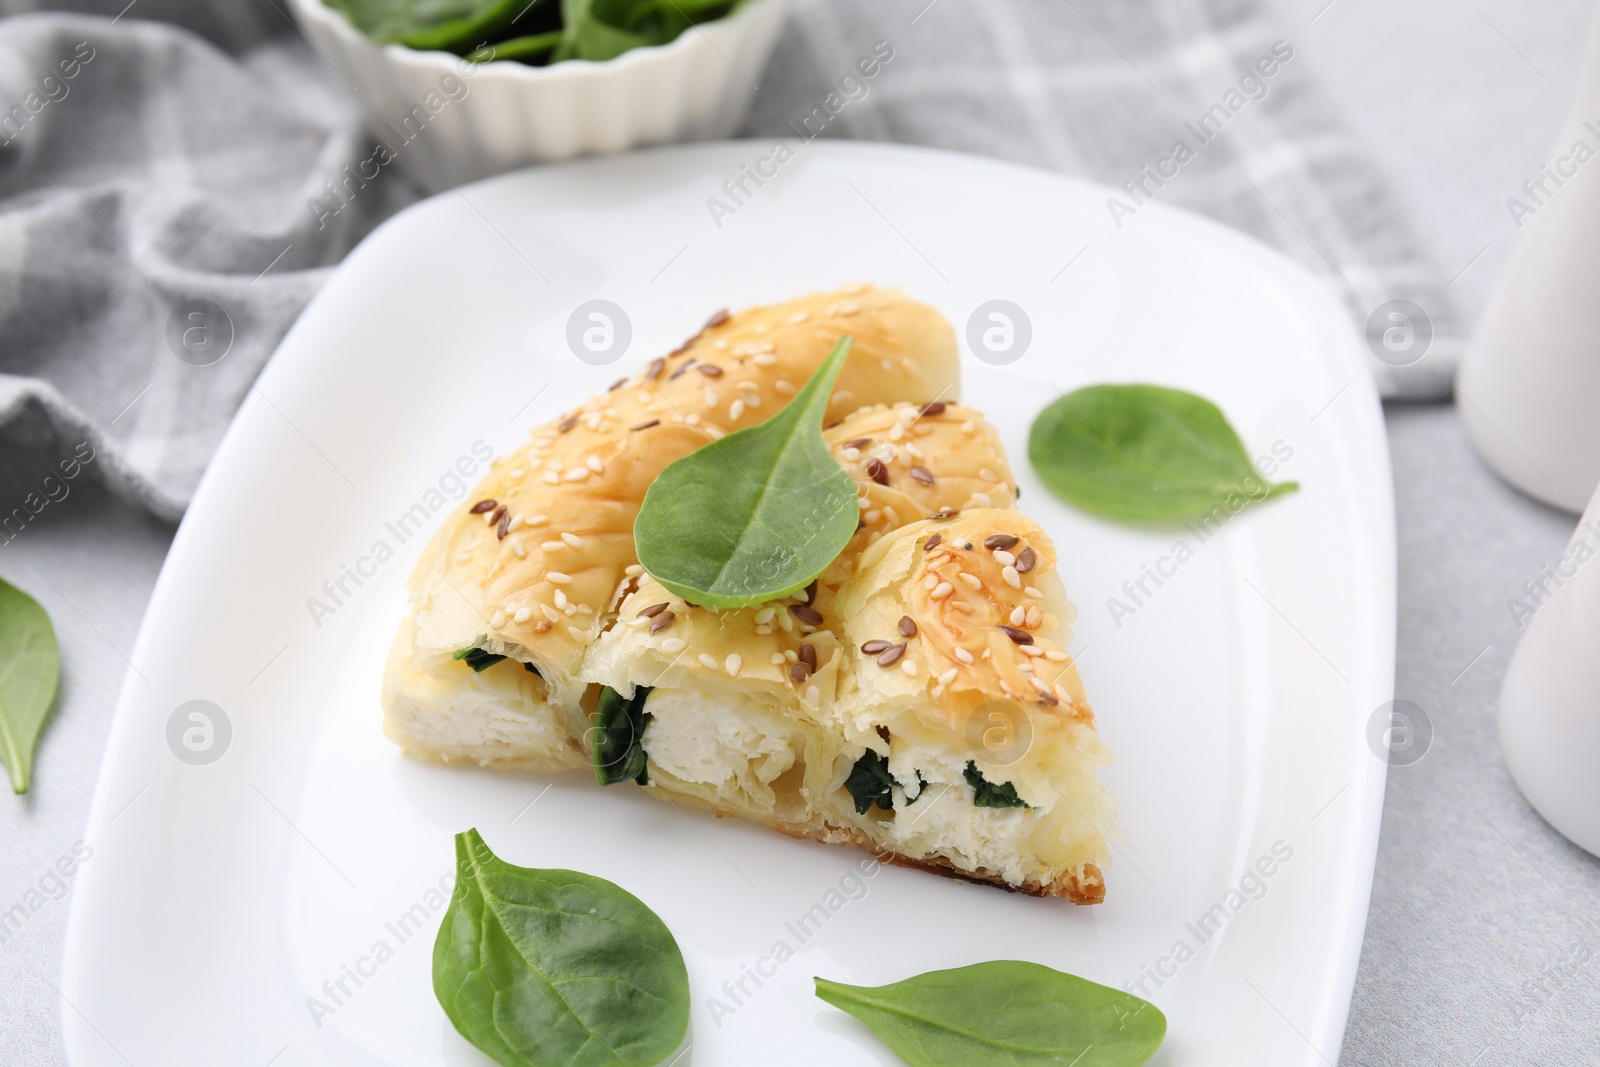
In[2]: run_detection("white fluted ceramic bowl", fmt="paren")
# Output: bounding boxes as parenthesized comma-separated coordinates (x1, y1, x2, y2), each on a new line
(287, 0, 789, 192)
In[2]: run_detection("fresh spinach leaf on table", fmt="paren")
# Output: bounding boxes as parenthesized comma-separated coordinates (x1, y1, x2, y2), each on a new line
(815, 961, 1166, 1067)
(434, 829, 689, 1067)
(0, 578, 60, 795)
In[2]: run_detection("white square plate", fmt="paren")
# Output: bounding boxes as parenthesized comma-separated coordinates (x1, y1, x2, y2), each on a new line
(62, 142, 1394, 1067)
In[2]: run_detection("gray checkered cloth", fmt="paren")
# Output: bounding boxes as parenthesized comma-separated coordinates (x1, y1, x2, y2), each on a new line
(0, 0, 1458, 517)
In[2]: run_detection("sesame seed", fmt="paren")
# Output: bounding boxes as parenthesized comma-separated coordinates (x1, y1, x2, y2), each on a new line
(958, 572, 982, 591)
(774, 380, 795, 394)
(770, 652, 787, 666)
(698, 653, 719, 669)
(924, 533, 943, 550)
(1016, 547, 1037, 573)
(753, 353, 778, 367)
(789, 604, 823, 626)
(930, 581, 954, 600)
(994, 550, 1016, 566)
(704, 388, 718, 407)
(909, 466, 935, 485)
(661, 637, 687, 653)
(625, 563, 643, 576)
(585, 456, 604, 474)
(805, 684, 821, 705)
(841, 447, 861, 461)
(511, 541, 527, 558)
(953, 601, 974, 614)
(754, 624, 773, 635)
(470, 499, 496, 514)
(563, 468, 590, 482)
(838, 300, 860, 315)
(1000, 625, 1033, 645)
(650, 611, 676, 634)
(754, 607, 776, 625)
(631, 418, 661, 431)
(1002, 566, 1022, 589)
(864, 509, 882, 525)
(1010, 606, 1026, 626)
(789, 311, 810, 323)
(725, 653, 742, 677)
(490, 610, 506, 628)
(883, 506, 900, 526)
(979, 467, 999, 483)
(513, 607, 534, 624)
(939, 667, 958, 684)
(876, 643, 907, 667)
(1026, 605, 1043, 628)
(542, 471, 561, 485)
(730, 399, 746, 420)
(1025, 586, 1044, 599)
(713, 339, 729, 350)
(970, 492, 994, 508)
(558, 416, 578, 433)
(954, 647, 975, 664)
(527, 514, 550, 527)
(637, 602, 669, 618)
(777, 609, 794, 633)
(889, 423, 906, 441)
(923, 574, 940, 591)
(554, 590, 569, 610)
(1020, 645, 1044, 657)
(861, 639, 891, 655)
(547, 572, 573, 584)
(542, 541, 566, 552)
(562, 532, 583, 548)
(576, 604, 594, 615)
(960, 419, 977, 433)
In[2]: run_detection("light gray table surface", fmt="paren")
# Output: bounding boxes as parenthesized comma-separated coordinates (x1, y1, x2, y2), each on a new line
(4, 1, 1600, 1064)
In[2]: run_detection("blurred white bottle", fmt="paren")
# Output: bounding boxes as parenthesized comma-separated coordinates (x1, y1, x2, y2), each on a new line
(1458, 6, 1600, 514)
(1500, 484, 1600, 857)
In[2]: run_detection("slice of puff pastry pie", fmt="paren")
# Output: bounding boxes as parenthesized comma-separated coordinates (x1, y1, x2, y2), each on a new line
(383, 286, 1119, 902)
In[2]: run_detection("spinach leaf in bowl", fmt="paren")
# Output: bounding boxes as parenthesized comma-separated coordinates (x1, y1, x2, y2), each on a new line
(325, 0, 558, 52)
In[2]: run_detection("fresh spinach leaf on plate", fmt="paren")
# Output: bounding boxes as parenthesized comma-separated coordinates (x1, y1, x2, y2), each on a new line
(592, 684, 651, 785)
(1028, 383, 1297, 524)
(634, 336, 860, 609)
(433, 828, 689, 1067)
(0, 577, 60, 795)
(815, 961, 1166, 1067)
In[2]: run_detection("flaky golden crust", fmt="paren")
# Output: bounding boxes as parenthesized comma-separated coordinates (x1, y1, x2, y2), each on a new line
(400, 285, 960, 706)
